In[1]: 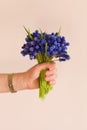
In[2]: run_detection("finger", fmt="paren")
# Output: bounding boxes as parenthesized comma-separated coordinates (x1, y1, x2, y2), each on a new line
(48, 62, 56, 70)
(49, 80, 56, 85)
(45, 74, 56, 81)
(37, 61, 56, 71)
(45, 68, 57, 76)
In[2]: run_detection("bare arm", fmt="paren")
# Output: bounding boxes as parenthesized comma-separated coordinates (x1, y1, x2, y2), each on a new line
(0, 73, 27, 93)
(0, 62, 56, 93)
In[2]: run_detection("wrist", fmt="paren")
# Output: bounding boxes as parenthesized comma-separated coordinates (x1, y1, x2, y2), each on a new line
(8, 73, 17, 93)
(12, 72, 27, 91)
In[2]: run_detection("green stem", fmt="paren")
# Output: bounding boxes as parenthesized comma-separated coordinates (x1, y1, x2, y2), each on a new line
(36, 53, 53, 99)
(39, 69, 53, 99)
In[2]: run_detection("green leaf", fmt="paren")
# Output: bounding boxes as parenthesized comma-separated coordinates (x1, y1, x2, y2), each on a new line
(45, 43, 48, 55)
(39, 28, 43, 39)
(57, 26, 61, 36)
(23, 26, 33, 40)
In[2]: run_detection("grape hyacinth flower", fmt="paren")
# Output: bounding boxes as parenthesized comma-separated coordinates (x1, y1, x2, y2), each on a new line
(21, 27, 70, 99)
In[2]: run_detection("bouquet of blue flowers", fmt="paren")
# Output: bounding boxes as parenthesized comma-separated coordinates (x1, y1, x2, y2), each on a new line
(21, 26, 70, 99)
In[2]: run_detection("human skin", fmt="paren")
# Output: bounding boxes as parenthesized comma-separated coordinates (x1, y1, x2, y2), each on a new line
(0, 62, 57, 93)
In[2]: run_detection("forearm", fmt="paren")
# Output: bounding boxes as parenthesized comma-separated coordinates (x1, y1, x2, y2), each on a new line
(0, 73, 26, 93)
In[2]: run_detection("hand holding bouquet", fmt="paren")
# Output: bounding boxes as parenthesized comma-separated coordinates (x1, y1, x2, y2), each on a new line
(21, 27, 70, 99)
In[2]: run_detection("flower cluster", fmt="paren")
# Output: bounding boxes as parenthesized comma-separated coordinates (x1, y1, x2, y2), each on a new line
(21, 27, 70, 99)
(21, 28, 70, 62)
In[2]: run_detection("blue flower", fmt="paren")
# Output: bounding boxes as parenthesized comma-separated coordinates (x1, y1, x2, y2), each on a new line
(25, 36, 31, 42)
(29, 47, 34, 52)
(21, 29, 70, 62)
(41, 39, 46, 45)
(56, 36, 61, 42)
(35, 45, 39, 49)
(59, 58, 66, 61)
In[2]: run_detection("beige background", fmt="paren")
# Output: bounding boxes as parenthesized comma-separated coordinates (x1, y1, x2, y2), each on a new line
(0, 0, 87, 130)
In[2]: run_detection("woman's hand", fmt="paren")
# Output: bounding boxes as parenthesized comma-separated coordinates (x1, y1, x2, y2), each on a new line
(22, 62, 57, 90)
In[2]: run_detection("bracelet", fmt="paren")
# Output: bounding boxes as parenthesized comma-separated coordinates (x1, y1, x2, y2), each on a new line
(8, 73, 17, 93)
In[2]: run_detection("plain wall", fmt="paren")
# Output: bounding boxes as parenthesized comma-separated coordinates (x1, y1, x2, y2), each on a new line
(0, 0, 87, 130)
